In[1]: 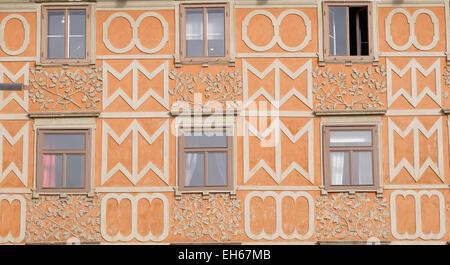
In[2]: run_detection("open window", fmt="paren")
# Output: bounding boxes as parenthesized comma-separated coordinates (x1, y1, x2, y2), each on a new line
(323, 2, 373, 61)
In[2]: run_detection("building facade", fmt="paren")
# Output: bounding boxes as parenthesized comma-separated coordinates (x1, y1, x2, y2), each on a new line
(0, 0, 448, 244)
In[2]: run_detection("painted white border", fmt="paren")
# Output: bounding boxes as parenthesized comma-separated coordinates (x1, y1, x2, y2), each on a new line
(388, 117, 444, 183)
(0, 194, 26, 243)
(242, 59, 313, 110)
(0, 62, 29, 112)
(102, 60, 169, 111)
(101, 193, 169, 242)
(243, 118, 314, 184)
(102, 11, 168, 54)
(390, 190, 445, 240)
(0, 122, 28, 186)
(385, 8, 439, 51)
(387, 58, 441, 108)
(242, 9, 312, 52)
(0, 14, 30, 56)
(244, 191, 314, 240)
(101, 119, 169, 185)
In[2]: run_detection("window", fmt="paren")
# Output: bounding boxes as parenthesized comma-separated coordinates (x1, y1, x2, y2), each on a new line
(36, 129, 91, 193)
(178, 127, 233, 191)
(323, 2, 373, 61)
(41, 5, 90, 64)
(180, 3, 229, 63)
(322, 125, 379, 191)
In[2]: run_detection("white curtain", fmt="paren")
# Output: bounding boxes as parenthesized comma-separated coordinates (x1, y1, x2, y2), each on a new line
(331, 152, 345, 185)
(185, 153, 199, 186)
(208, 152, 227, 185)
(186, 11, 203, 40)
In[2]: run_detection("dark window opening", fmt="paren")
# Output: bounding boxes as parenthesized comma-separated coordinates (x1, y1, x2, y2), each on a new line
(349, 6, 368, 56)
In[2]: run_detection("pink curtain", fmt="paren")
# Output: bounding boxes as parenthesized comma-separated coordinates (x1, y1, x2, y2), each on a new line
(43, 155, 56, 187)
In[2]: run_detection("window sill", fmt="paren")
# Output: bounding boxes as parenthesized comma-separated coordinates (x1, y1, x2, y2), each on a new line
(175, 57, 235, 68)
(319, 57, 378, 67)
(32, 189, 94, 199)
(36, 62, 95, 69)
(175, 188, 236, 200)
(320, 186, 383, 198)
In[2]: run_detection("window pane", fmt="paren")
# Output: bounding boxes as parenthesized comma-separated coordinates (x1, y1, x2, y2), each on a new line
(42, 154, 62, 188)
(69, 10, 86, 58)
(207, 152, 227, 186)
(44, 133, 85, 150)
(330, 151, 350, 185)
(69, 36, 85, 58)
(185, 131, 227, 148)
(66, 154, 84, 188)
(185, 152, 204, 186)
(330, 130, 372, 147)
(48, 36, 65, 58)
(69, 10, 85, 35)
(47, 10, 65, 59)
(353, 151, 373, 185)
(207, 8, 225, 57)
(186, 8, 204, 57)
(328, 6, 347, 56)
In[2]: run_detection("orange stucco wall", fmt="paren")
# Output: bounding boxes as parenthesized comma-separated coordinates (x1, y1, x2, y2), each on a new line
(0, 0, 448, 244)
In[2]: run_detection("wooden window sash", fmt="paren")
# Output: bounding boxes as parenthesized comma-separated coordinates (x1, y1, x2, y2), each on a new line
(36, 129, 90, 193)
(323, 1, 373, 61)
(41, 5, 90, 64)
(323, 125, 378, 190)
(178, 127, 233, 191)
(180, 3, 229, 63)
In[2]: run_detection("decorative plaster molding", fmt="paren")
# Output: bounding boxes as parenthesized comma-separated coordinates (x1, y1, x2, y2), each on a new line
(28, 67, 102, 111)
(385, 8, 439, 51)
(0, 194, 26, 243)
(388, 117, 444, 183)
(244, 191, 314, 240)
(100, 193, 169, 242)
(172, 193, 242, 242)
(0, 63, 28, 111)
(314, 109, 386, 116)
(243, 118, 314, 184)
(242, 9, 311, 52)
(102, 60, 169, 111)
(0, 122, 28, 186)
(102, 12, 168, 54)
(0, 14, 30, 56)
(101, 119, 169, 185)
(25, 194, 102, 243)
(312, 65, 386, 110)
(390, 190, 445, 240)
(243, 59, 312, 109)
(315, 193, 389, 241)
(387, 59, 441, 107)
(169, 68, 242, 111)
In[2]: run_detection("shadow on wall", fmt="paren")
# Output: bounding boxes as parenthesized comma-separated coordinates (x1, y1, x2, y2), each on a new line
(115, 0, 127, 8)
